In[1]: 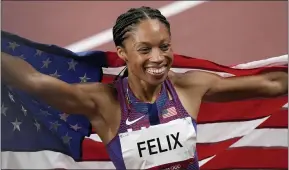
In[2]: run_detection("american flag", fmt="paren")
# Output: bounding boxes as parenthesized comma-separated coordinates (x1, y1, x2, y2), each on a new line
(162, 107, 177, 119)
(1, 31, 288, 169)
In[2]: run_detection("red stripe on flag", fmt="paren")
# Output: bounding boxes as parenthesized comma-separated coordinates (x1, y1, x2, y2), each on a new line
(102, 75, 116, 84)
(197, 97, 287, 123)
(197, 138, 240, 160)
(257, 109, 288, 128)
(201, 147, 288, 169)
(82, 138, 110, 161)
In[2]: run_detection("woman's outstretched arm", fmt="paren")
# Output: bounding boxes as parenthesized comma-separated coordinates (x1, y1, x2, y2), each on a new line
(2, 52, 104, 116)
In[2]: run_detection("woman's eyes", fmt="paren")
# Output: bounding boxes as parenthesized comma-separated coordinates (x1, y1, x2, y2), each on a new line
(138, 44, 170, 54)
(160, 44, 170, 51)
(138, 47, 151, 53)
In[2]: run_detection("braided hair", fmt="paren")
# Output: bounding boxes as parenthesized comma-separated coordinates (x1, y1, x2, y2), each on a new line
(112, 6, 171, 81)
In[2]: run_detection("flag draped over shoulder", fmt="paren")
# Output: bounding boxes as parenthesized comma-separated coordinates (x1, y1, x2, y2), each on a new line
(1, 31, 107, 165)
(1, 31, 288, 169)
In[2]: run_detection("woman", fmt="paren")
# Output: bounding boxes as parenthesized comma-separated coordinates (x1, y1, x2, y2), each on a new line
(2, 6, 288, 170)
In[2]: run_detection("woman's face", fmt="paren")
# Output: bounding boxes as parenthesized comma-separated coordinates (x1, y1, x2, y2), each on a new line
(117, 19, 173, 86)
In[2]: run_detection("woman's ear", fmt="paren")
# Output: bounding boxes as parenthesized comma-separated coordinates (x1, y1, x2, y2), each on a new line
(116, 46, 127, 62)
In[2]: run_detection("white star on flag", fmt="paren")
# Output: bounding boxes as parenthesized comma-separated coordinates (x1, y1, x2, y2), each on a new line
(50, 70, 61, 78)
(59, 113, 69, 122)
(68, 59, 78, 71)
(35, 49, 43, 56)
(1, 103, 8, 116)
(11, 118, 22, 131)
(70, 124, 82, 131)
(8, 92, 15, 102)
(21, 105, 27, 116)
(41, 58, 52, 68)
(8, 42, 20, 51)
(79, 73, 91, 83)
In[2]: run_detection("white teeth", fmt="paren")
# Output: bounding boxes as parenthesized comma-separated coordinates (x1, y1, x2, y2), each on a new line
(146, 67, 166, 75)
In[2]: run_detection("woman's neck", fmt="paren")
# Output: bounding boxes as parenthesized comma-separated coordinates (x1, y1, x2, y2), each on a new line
(127, 75, 162, 103)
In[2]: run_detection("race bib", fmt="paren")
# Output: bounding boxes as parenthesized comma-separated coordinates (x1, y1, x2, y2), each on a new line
(119, 117, 197, 169)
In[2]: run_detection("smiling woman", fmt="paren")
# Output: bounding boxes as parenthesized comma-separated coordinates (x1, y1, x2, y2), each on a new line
(113, 7, 173, 89)
(1, 5, 288, 170)
(114, 14, 170, 84)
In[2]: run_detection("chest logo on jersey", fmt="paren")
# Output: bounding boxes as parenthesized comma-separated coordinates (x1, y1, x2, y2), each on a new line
(126, 115, 145, 125)
(137, 132, 183, 157)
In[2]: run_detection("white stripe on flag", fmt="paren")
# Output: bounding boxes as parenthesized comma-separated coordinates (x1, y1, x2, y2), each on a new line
(197, 116, 269, 143)
(230, 128, 287, 147)
(232, 54, 288, 69)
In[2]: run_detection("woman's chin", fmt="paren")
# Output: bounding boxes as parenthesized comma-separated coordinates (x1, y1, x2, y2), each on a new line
(145, 71, 168, 85)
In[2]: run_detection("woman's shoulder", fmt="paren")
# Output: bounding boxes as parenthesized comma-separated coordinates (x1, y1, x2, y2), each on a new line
(168, 70, 213, 87)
